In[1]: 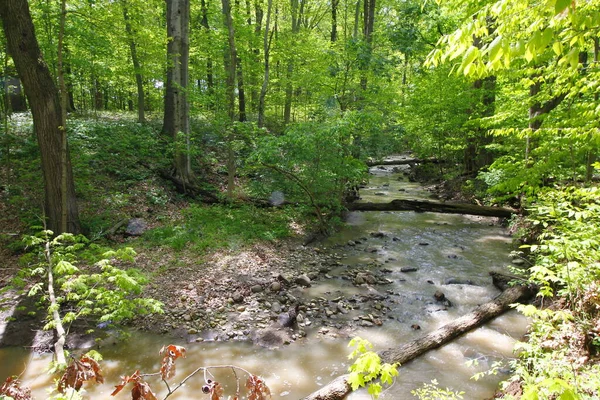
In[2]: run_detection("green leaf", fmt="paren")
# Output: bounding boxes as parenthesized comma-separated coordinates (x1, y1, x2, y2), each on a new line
(488, 35, 503, 63)
(555, 0, 571, 15)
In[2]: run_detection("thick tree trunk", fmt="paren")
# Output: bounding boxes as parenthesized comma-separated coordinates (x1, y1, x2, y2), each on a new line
(164, 0, 192, 186)
(348, 199, 516, 218)
(122, 0, 145, 123)
(1, 0, 80, 234)
(302, 284, 534, 400)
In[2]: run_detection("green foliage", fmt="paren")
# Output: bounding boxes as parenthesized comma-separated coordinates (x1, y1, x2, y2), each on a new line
(143, 204, 300, 251)
(411, 379, 464, 400)
(347, 337, 399, 399)
(503, 185, 600, 399)
(247, 120, 367, 225)
(523, 186, 600, 297)
(19, 231, 163, 333)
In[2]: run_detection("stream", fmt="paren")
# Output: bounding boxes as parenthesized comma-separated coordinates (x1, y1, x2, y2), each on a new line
(0, 159, 529, 399)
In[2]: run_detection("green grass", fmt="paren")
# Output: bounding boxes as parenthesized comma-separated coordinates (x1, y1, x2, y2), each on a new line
(142, 204, 302, 251)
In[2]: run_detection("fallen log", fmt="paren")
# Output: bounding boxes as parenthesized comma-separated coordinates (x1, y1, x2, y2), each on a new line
(366, 157, 439, 167)
(348, 199, 516, 218)
(302, 284, 535, 400)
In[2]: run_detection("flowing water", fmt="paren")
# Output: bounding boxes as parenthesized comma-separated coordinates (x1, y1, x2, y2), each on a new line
(0, 160, 529, 399)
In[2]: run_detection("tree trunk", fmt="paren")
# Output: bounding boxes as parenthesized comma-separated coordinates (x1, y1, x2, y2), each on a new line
(302, 284, 534, 400)
(221, 0, 240, 198)
(331, 0, 338, 42)
(122, 0, 145, 123)
(257, 0, 273, 128)
(222, 0, 237, 122)
(283, 0, 300, 125)
(348, 199, 516, 218)
(1, 0, 80, 234)
(359, 0, 375, 90)
(164, 0, 192, 186)
(200, 0, 214, 106)
(526, 79, 565, 163)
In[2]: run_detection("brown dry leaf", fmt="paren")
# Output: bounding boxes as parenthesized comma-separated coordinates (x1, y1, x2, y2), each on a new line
(58, 355, 104, 393)
(0, 376, 32, 400)
(159, 344, 186, 359)
(159, 344, 186, 380)
(111, 370, 141, 396)
(210, 381, 224, 400)
(246, 375, 272, 400)
(131, 381, 158, 400)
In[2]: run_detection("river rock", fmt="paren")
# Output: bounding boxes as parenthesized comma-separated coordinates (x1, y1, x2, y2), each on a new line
(251, 284, 264, 293)
(354, 273, 367, 285)
(401, 267, 418, 273)
(125, 218, 148, 236)
(347, 240, 356, 246)
(370, 231, 387, 238)
(232, 293, 244, 303)
(434, 290, 446, 301)
(444, 278, 474, 285)
(295, 274, 311, 287)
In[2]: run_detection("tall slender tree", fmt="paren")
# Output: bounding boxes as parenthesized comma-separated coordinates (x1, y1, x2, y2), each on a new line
(1, 0, 80, 234)
(164, 0, 192, 186)
(121, 0, 146, 123)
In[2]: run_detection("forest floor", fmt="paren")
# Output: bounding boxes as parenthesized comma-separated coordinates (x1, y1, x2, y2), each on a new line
(0, 174, 408, 352)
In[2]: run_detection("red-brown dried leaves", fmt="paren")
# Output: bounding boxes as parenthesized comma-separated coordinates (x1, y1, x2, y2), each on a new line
(201, 380, 223, 400)
(111, 370, 157, 400)
(0, 376, 32, 400)
(246, 375, 272, 400)
(58, 356, 104, 393)
(159, 344, 186, 380)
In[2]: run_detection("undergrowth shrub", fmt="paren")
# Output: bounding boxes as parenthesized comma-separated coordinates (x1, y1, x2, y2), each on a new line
(505, 185, 600, 399)
(247, 121, 367, 230)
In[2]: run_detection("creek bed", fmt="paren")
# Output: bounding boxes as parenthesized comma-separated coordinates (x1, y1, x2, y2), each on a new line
(0, 162, 529, 399)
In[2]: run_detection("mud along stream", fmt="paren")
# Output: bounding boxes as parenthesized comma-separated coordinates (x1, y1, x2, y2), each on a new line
(0, 160, 528, 399)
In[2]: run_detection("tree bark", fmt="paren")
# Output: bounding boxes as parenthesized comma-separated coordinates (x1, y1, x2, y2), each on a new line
(164, 0, 192, 186)
(0, 0, 80, 234)
(348, 199, 516, 218)
(331, 0, 338, 42)
(257, 0, 273, 128)
(222, 0, 238, 122)
(283, 0, 300, 125)
(200, 0, 214, 106)
(122, 0, 146, 123)
(302, 284, 534, 400)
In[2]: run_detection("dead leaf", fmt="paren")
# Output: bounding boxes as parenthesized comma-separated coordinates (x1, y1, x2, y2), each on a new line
(131, 381, 158, 400)
(111, 370, 141, 396)
(246, 375, 272, 400)
(0, 376, 33, 400)
(58, 355, 104, 393)
(159, 344, 186, 380)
